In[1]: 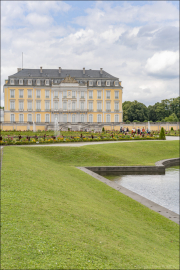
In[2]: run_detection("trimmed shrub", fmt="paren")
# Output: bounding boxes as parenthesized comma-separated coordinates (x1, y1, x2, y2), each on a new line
(171, 127, 174, 131)
(159, 127, 166, 140)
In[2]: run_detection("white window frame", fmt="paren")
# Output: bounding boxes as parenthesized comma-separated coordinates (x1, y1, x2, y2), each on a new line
(10, 114, 15, 122)
(72, 102, 76, 110)
(45, 101, 50, 110)
(63, 102, 67, 110)
(115, 114, 119, 122)
(45, 79, 49, 86)
(19, 79, 23, 85)
(36, 114, 41, 123)
(28, 79, 32, 85)
(36, 79, 40, 86)
(10, 89, 15, 98)
(97, 102, 102, 110)
(19, 89, 24, 98)
(63, 91, 67, 98)
(72, 114, 76, 123)
(45, 114, 50, 123)
(97, 80, 101, 86)
(45, 90, 50, 98)
(115, 91, 119, 99)
(97, 91, 101, 99)
(28, 101, 32, 110)
(81, 102, 84, 110)
(10, 101, 15, 110)
(89, 101, 93, 111)
(10, 79, 14, 85)
(54, 101, 59, 110)
(106, 80, 110, 86)
(36, 90, 41, 98)
(114, 102, 119, 110)
(81, 91, 84, 99)
(28, 89, 32, 98)
(89, 114, 93, 123)
(19, 101, 24, 110)
(106, 114, 111, 123)
(89, 91, 93, 99)
(114, 81, 119, 86)
(106, 102, 110, 111)
(72, 91, 76, 98)
(28, 114, 32, 122)
(36, 101, 41, 110)
(106, 91, 110, 99)
(54, 91, 58, 98)
(97, 114, 102, 122)
(81, 114, 84, 122)
(89, 80, 93, 86)
(19, 114, 24, 122)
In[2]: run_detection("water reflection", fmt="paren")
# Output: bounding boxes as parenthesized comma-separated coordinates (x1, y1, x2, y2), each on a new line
(98, 166, 179, 214)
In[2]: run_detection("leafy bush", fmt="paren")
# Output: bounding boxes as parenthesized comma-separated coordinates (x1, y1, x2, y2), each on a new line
(171, 127, 174, 131)
(102, 127, 105, 132)
(126, 120, 130, 123)
(159, 127, 166, 140)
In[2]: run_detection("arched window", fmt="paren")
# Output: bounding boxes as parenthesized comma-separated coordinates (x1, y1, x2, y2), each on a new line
(63, 114, 67, 122)
(106, 114, 110, 123)
(89, 114, 93, 123)
(81, 114, 84, 122)
(115, 114, 119, 122)
(72, 114, 76, 122)
(97, 114, 101, 122)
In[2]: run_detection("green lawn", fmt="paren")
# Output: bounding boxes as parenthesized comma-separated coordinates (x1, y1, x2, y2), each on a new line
(1, 141, 179, 269)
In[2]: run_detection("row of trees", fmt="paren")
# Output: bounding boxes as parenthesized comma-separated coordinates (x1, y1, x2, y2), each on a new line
(122, 97, 180, 122)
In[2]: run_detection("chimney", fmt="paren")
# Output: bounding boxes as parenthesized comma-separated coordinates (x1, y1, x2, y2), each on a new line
(40, 67, 42, 73)
(100, 68, 103, 74)
(83, 67, 85, 74)
(17, 68, 22, 72)
(59, 67, 61, 74)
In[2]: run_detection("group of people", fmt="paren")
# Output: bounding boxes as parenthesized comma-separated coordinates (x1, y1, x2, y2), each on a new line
(120, 126, 150, 135)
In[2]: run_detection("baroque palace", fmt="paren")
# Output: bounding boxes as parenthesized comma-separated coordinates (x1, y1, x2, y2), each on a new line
(3, 67, 123, 131)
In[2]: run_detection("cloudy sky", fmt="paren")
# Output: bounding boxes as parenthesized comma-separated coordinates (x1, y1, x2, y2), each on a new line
(1, 1, 179, 106)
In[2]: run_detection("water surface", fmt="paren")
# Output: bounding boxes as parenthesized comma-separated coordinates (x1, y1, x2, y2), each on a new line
(99, 166, 179, 214)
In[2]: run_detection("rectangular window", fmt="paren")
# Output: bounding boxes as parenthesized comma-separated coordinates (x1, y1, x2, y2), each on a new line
(106, 114, 111, 123)
(89, 102, 93, 110)
(115, 102, 119, 110)
(28, 101, 32, 110)
(97, 102, 102, 110)
(89, 80, 93, 86)
(28, 89, 32, 98)
(54, 91, 58, 98)
(45, 101, 50, 110)
(11, 114, 15, 122)
(97, 91, 101, 99)
(19, 79, 23, 85)
(89, 91, 93, 99)
(37, 79, 40, 85)
(45, 114, 50, 123)
(19, 101, 24, 110)
(45, 90, 50, 98)
(106, 80, 110, 86)
(72, 91, 76, 98)
(115, 81, 119, 86)
(115, 91, 119, 99)
(36, 90, 41, 98)
(10, 101, 15, 110)
(106, 102, 110, 110)
(81, 91, 84, 99)
(28, 114, 32, 122)
(19, 89, 24, 98)
(97, 114, 102, 122)
(97, 80, 101, 86)
(45, 79, 49, 86)
(106, 91, 110, 99)
(10, 89, 15, 98)
(81, 102, 84, 110)
(28, 79, 32, 85)
(63, 91, 67, 98)
(36, 101, 41, 110)
(10, 79, 14, 85)
(115, 115, 119, 122)
(54, 101, 58, 110)
(19, 114, 23, 122)
(89, 114, 93, 122)
(36, 114, 41, 123)
(63, 102, 67, 110)
(72, 102, 76, 110)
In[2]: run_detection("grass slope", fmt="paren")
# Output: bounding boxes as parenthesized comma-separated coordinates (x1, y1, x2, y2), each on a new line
(1, 141, 179, 269)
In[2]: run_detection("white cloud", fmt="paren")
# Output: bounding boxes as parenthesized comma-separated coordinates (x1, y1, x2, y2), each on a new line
(145, 51, 179, 78)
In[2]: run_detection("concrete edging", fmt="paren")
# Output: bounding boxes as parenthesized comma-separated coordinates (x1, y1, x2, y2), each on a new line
(77, 157, 180, 224)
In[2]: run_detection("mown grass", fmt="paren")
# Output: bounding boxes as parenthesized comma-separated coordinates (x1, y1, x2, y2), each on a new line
(1, 141, 179, 269)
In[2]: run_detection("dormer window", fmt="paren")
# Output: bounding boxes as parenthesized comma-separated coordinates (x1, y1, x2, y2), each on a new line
(19, 79, 23, 85)
(45, 79, 49, 86)
(97, 80, 101, 86)
(28, 79, 32, 85)
(114, 81, 119, 86)
(89, 80, 93, 86)
(10, 79, 14, 85)
(106, 80, 110, 86)
(37, 79, 40, 85)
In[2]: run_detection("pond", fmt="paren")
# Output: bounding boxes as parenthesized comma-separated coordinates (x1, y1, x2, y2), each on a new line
(98, 166, 179, 214)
